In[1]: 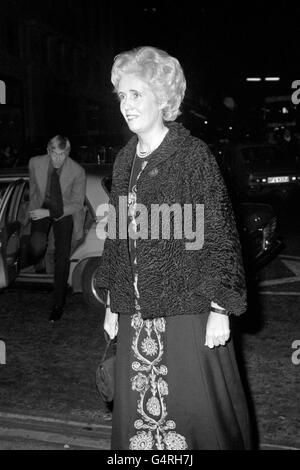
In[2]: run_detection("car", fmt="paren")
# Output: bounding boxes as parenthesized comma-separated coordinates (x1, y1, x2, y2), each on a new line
(0, 163, 282, 311)
(235, 201, 283, 272)
(214, 141, 300, 201)
(0, 164, 112, 311)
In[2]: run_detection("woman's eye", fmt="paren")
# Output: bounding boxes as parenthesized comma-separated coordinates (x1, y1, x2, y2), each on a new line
(118, 94, 125, 102)
(132, 91, 141, 99)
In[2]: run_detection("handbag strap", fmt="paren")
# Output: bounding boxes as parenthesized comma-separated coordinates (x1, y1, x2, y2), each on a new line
(101, 337, 113, 364)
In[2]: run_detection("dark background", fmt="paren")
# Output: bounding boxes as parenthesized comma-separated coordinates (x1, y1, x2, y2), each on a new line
(0, 0, 299, 158)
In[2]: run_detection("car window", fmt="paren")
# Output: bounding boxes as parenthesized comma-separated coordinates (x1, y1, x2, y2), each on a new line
(0, 182, 23, 228)
(16, 183, 30, 228)
(83, 199, 95, 232)
(102, 176, 112, 194)
(0, 182, 10, 205)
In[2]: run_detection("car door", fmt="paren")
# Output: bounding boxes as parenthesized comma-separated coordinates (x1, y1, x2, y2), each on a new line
(0, 179, 26, 288)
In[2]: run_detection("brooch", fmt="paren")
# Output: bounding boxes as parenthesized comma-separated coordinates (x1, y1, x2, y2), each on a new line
(148, 168, 159, 177)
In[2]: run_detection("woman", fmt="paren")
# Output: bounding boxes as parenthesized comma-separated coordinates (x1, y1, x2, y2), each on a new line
(96, 46, 252, 450)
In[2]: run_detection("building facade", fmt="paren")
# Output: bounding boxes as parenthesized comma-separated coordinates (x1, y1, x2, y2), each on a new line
(0, 0, 115, 153)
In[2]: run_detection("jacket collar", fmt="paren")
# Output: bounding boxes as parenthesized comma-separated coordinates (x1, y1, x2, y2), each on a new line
(117, 121, 191, 181)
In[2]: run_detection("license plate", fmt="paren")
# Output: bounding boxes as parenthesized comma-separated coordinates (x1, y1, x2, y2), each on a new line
(267, 176, 289, 184)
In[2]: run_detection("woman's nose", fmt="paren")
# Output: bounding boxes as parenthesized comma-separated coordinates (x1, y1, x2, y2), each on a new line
(123, 97, 133, 110)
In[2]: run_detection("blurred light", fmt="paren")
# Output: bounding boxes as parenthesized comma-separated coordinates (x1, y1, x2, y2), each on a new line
(204, 120, 208, 125)
(229, 126, 233, 130)
(0, 80, 6, 104)
(223, 96, 236, 110)
(246, 77, 261, 82)
(282, 107, 289, 114)
(292, 176, 296, 181)
(265, 77, 280, 82)
(262, 178, 267, 183)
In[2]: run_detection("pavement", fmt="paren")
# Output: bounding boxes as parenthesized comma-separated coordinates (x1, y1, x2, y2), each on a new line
(0, 411, 111, 450)
(0, 411, 299, 450)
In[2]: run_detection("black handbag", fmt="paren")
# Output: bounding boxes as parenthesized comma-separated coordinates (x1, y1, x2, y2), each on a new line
(95, 333, 116, 404)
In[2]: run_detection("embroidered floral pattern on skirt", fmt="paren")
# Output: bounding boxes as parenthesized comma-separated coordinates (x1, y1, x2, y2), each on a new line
(129, 308, 188, 450)
(127, 157, 188, 450)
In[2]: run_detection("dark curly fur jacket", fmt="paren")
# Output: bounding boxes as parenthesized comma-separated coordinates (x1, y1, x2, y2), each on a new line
(95, 122, 247, 319)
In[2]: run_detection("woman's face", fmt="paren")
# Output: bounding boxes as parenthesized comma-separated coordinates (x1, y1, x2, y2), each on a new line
(117, 74, 163, 135)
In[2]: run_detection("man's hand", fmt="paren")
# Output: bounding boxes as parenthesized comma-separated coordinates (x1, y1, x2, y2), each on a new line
(104, 307, 119, 340)
(29, 209, 50, 220)
(205, 311, 230, 348)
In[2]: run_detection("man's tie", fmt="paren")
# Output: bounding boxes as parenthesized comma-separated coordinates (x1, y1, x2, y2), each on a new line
(49, 168, 64, 219)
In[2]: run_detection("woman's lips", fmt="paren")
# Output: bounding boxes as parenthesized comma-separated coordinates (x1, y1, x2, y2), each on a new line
(127, 115, 139, 121)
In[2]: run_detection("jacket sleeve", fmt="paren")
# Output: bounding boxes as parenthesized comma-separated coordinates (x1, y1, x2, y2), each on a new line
(94, 162, 119, 304)
(189, 142, 247, 316)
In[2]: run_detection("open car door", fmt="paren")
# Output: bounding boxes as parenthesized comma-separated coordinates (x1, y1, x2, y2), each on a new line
(0, 179, 26, 289)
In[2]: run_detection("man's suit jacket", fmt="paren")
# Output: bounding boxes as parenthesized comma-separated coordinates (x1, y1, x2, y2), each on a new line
(29, 155, 86, 240)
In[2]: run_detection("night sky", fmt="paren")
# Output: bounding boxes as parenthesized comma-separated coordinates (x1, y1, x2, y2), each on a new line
(112, 3, 299, 83)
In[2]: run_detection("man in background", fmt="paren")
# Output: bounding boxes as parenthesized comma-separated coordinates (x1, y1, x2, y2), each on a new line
(29, 135, 86, 322)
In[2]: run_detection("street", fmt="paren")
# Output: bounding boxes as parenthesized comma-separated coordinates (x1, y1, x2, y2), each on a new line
(0, 410, 299, 450)
(0, 412, 111, 450)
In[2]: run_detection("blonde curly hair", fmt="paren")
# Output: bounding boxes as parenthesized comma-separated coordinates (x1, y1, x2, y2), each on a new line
(111, 46, 186, 121)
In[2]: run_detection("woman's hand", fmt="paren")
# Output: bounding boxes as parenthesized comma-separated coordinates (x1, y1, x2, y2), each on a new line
(103, 307, 119, 340)
(205, 311, 230, 348)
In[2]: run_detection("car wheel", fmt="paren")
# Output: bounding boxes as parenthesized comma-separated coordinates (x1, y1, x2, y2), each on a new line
(82, 258, 105, 311)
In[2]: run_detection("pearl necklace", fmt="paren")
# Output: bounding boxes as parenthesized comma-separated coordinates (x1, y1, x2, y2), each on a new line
(136, 129, 169, 159)
(136, 142, 152, 158)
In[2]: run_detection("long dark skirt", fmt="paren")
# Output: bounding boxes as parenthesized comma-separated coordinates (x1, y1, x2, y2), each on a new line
(111, 310, 252, 450)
